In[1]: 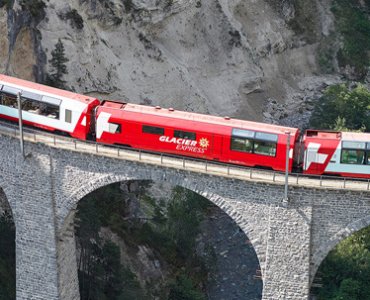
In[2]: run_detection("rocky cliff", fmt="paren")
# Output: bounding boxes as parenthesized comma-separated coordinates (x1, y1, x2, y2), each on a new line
(1, 0, 345, 124)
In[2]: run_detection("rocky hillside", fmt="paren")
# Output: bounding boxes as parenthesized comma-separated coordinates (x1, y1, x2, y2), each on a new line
(0, 0, 354, 125)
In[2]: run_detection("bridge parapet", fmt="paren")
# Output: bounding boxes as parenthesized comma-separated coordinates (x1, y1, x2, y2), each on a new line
(0, 122, 369, 193)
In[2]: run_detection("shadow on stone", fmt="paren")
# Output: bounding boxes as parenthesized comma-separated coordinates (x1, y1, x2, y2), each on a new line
(0, 187, 15, 300)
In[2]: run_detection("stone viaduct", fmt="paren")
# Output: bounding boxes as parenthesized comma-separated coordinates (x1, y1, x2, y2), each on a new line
(0, 123, 369, 300)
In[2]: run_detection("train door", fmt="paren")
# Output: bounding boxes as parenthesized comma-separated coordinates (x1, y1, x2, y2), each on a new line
(210, 133, 222, 161)
(302, 130, 341, 175)
(303, 143, 322, 173)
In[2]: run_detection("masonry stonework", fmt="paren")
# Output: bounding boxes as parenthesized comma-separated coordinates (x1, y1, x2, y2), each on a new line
(0, 133, 370, 300)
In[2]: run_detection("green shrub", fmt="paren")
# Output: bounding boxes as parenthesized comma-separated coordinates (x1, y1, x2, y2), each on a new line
(309, 83, 370, 131)
(317, 36, 337, 73)
(46, 39, 69, 89)
(165, 0, 173, 10)
(123, 0, 133, 13)
(0, 0, 13, 10)
(19, 0, 46, 20)
(168, 274, 206, 300)
(65, 9, 84, 30)
(314, 227, 370, 299)
(332, 0, 370, 78)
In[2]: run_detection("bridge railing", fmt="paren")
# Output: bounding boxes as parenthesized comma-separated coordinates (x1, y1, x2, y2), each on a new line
(0, 121, 369, 192)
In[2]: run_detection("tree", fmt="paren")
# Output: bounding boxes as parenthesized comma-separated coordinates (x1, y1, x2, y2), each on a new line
(19, 0, 46, 20)
(75, 184, 146, 300)
(310, 83, 370, 132)
(332, 0, 370, 78)
(168, 274, 206, 300)
(310, 82, 370, 299)
(315, 226, 370, 299)
(46, 39, 69, 89)
(334, 279, 361, 300)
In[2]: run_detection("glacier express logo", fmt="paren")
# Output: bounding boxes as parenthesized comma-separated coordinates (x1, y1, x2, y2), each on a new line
(199, 138, 209, 148)
(159, 136, 209, 153)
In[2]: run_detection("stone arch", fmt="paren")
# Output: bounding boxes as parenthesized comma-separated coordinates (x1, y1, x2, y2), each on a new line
(60, 172, 263, 262)
(63, 173, 263, 299)
(310, 214, 370, 284)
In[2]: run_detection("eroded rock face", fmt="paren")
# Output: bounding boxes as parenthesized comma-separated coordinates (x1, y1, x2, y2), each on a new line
(0, 8, 9, 73)
(8, 27, 37, 81)
(4, 0, 338, 124)
(1, 2, 46, 82)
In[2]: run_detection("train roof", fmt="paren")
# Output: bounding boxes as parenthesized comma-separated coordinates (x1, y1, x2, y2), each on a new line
(342, 131, 370, 142)
(0, 74, 98, 104)
(305, 129, 370, 141)
(102, 101, 299, 136)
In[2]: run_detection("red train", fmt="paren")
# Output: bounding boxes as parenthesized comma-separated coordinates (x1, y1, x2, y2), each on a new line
(1, 74, 369, 178)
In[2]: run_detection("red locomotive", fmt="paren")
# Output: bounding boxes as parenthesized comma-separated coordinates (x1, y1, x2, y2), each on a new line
(0, 74, 369, 178)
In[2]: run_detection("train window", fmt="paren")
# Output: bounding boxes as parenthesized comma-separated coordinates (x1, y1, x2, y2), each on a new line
(1, 85, 21, 95)
(41, 95, 61, 106)
(22, 97, 60, 119)
(341, 149, 365, 164)
(65, 109, 72, 123)
(22, 91, 42, 101)
(255, 132, 278, 142)
(366, 151, 370, 165)
(174, 130, 196, 140)
(108, 123, 121, 134)
(0, 86, 61, 119)
(342, 141, 366, 149)
(0, 92, 17, 108)
(232, 128, 255, 138)
(22, 98, 40, 112)
(230, 137, 253, 153)
(254, 140, 277, 156)
(142, 125, 164, 135)
(0, 85, 20, 108)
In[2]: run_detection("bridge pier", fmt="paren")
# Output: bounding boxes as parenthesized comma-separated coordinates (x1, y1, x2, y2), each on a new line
(4, 151, 79, 300)
(57, 209, 80, 300)
(261, 196, 312, 300)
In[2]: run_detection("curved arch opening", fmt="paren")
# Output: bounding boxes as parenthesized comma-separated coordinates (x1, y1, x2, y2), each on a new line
(311, 225, 370, 299)
(0, 187, 15, 299)
(74, 180, 263, 299)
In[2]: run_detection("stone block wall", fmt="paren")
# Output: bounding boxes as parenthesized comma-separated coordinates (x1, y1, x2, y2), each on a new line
(1, 133, 370, 300)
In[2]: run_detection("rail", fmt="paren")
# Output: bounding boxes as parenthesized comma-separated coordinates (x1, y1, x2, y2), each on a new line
(0, 121, 369, 192)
